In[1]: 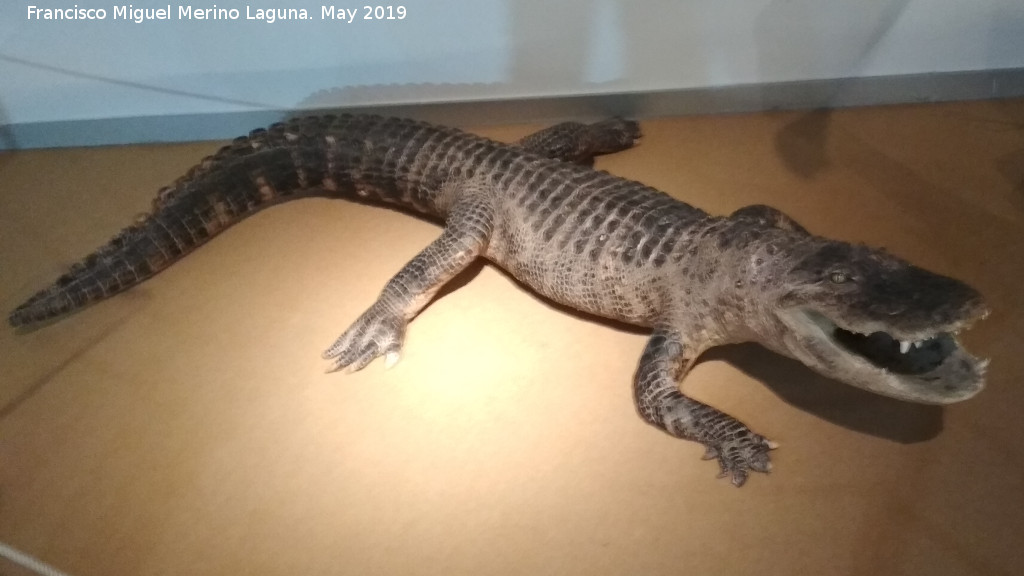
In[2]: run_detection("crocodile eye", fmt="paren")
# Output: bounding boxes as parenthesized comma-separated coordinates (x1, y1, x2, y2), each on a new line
(829, 270, 850, 284)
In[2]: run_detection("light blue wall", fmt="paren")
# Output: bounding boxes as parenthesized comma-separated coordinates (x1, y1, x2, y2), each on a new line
(2, 0, 1023, 145)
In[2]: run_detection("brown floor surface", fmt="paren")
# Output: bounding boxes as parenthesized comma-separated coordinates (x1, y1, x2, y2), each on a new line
(1, 100, 1023, 576)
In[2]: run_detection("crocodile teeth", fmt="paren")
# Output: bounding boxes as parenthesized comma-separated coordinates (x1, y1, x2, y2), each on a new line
(898, 339, 930, 353)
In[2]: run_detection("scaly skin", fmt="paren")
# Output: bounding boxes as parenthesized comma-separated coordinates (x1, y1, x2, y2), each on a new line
(9, 115, 989, 486)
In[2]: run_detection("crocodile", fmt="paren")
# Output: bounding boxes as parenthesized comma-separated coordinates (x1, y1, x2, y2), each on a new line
(8, 114, 989, 486)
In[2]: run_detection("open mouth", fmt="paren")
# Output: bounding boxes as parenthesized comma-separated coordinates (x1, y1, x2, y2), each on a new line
(782, 308, 988, 403)
(831, 328, 956, 376)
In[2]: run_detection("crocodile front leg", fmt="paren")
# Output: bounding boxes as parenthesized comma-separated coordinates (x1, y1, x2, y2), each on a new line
(634, 329, 778, 486)
(323, 182, 495, 372)
(729, 204, 810, 235)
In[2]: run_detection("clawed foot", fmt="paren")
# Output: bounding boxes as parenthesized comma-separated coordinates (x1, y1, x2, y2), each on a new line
(701, 434, 779, 487)
(588, 117, 643, 154)
(322, 304, 406, 373)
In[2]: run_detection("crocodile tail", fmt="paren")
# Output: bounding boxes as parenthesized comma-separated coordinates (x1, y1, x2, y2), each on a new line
(8, 117, 340, 327)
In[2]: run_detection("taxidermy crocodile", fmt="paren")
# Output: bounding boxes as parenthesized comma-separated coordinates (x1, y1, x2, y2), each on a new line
(8, 114, 989, 486)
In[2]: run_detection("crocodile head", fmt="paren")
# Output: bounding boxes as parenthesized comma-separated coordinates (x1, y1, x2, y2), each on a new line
(770, 240, 989, 404)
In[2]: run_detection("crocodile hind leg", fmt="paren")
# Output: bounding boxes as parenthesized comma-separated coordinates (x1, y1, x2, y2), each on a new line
(517, 118, 641, 165)
(323, 182, 495, 372)
(634, 328, 778, 486)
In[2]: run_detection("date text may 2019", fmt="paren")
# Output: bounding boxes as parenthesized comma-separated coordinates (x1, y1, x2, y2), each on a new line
(323, 6, 407, 23)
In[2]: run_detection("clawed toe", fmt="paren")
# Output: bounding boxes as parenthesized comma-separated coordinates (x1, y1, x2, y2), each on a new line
(706, 433, 777, 487)
(322, 306, 406, 373)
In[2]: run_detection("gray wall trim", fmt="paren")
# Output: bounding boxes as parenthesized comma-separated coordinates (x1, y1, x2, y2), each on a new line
(3, 68, 1023, 151)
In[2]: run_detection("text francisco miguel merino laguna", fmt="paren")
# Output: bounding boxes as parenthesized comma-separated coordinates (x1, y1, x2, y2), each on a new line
(24, 5, 386, 24)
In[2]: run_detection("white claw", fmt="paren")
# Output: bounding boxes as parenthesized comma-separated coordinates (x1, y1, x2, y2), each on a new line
(384, 351, 401, 369)
(766, 440, 781, 450)
(899, 340, 911, 354)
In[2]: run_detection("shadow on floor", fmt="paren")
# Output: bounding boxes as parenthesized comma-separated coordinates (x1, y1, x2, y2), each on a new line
(702, 343, 943, 443)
